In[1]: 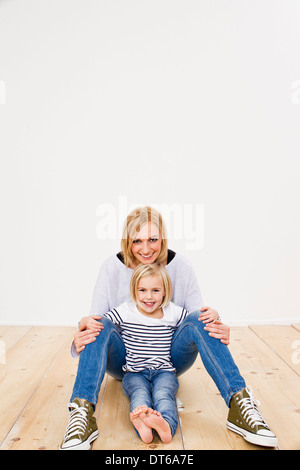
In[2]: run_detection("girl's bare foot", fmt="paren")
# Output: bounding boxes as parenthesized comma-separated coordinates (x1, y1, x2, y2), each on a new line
(130, 406, 153, 444)
(140, 408, 172, 443)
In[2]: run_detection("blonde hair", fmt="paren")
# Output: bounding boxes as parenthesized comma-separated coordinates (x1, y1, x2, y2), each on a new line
(121, 206, 168, 268)
(130, 263, 172, 308)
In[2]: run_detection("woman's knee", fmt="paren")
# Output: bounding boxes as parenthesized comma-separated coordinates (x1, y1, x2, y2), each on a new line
(96, 317, 123, 342)
(184, 311, 205, 329)
(99, 316, 117, 330)
(187, 310, 200, 321)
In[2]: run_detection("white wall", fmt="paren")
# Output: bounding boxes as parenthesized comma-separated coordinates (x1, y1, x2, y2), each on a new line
(0, 0, 299, 326)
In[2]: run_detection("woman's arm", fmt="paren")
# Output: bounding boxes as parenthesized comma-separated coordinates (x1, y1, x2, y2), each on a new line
(72, 262, 111, 355)
(184, 259, 231, 344)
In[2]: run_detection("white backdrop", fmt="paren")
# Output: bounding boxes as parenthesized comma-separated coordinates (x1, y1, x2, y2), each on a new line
(0, 0, 299, 326)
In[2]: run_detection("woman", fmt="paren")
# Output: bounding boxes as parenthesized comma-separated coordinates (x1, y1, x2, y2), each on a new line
(73, 206, 229, 355)
(61, 207, 277, 450)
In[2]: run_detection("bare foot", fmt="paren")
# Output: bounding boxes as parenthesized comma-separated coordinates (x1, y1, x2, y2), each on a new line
(140, 408, 172, 443)
(130, 406, 153, 444)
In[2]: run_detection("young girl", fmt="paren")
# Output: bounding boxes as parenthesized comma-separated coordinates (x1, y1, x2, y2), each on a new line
(102, 263, 217, 444)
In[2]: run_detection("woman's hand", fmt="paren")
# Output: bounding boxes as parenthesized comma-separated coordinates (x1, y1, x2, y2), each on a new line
(74, 315, 104, 354)
(198, 306, 219, 323)
(199, 306, 230, 345)
(204, 320, 230, 345)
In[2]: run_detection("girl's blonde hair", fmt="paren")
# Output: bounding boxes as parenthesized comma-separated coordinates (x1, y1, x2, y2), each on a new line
(130, 263, 172, 308)
(121, 206, 168, 268)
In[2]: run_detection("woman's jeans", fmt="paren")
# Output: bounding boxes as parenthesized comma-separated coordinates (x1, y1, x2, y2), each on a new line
(70, 311, 246, 409)
(122, 370, 179, 437)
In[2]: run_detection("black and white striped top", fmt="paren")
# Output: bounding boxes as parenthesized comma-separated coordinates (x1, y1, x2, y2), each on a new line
(103, 302, 189, 372)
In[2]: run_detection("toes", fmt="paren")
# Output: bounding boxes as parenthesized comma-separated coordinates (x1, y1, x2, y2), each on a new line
(131, 405, 149, 417)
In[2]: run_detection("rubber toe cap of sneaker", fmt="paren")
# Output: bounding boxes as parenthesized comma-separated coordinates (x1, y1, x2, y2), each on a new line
(61, 438, 82, 449)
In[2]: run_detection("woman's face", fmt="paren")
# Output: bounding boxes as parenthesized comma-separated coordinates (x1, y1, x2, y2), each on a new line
(131, 222, 162, 267)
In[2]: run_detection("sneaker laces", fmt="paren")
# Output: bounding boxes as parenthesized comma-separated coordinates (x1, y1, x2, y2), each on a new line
(63, 402, 89, 441)
(238, 387, 270, 430)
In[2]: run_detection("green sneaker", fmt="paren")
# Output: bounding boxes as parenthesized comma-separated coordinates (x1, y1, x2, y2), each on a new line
(226, 387, 278, 447)
(60, 398, 99, 450)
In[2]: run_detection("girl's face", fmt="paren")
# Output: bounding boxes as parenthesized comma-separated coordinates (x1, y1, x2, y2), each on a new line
(136, 274, 165, 317)
(131, 222, 162, 267)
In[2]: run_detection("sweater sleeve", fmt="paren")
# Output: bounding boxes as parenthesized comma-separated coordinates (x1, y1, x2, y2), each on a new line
(70, 258, 111, 358)
(89, 260, 110, 316)
(183, 259, 204, 312)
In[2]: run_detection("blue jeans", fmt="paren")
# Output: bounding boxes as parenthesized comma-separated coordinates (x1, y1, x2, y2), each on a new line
(122, 370, 179, 437)
(71, 312, 246, 408)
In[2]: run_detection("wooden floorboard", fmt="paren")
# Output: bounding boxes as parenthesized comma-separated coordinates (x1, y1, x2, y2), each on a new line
(249, 324, 300, 375)
(228, 326, 300, 450)
(0, 325, 299, 450)
(0, 327, 77, 450)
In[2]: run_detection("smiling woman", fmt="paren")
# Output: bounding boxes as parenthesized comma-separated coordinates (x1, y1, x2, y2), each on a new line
(121, 206, 168, 268)
(75, 206, 229, 354)
(131, 225, 162, 265)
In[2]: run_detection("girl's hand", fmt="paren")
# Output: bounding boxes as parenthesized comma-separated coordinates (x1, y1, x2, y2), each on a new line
(74, 315, 104, 353)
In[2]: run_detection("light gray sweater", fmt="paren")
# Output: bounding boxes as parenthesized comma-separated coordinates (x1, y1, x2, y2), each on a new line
(89, 251, 204, 315)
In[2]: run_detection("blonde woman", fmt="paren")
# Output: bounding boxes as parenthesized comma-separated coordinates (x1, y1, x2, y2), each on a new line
(74, 206, 228, 354)
(60, 207, 277, 450)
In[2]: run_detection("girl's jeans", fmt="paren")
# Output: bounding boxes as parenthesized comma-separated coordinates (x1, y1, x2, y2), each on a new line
(122, 370, 179, 437)
(70, 311, 246, 409)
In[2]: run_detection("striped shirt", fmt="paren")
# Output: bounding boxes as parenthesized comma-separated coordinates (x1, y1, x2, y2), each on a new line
(103, 302, 189, 372)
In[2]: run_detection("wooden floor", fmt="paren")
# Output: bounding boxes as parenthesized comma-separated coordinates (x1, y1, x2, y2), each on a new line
(0, 324, 299, 451)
